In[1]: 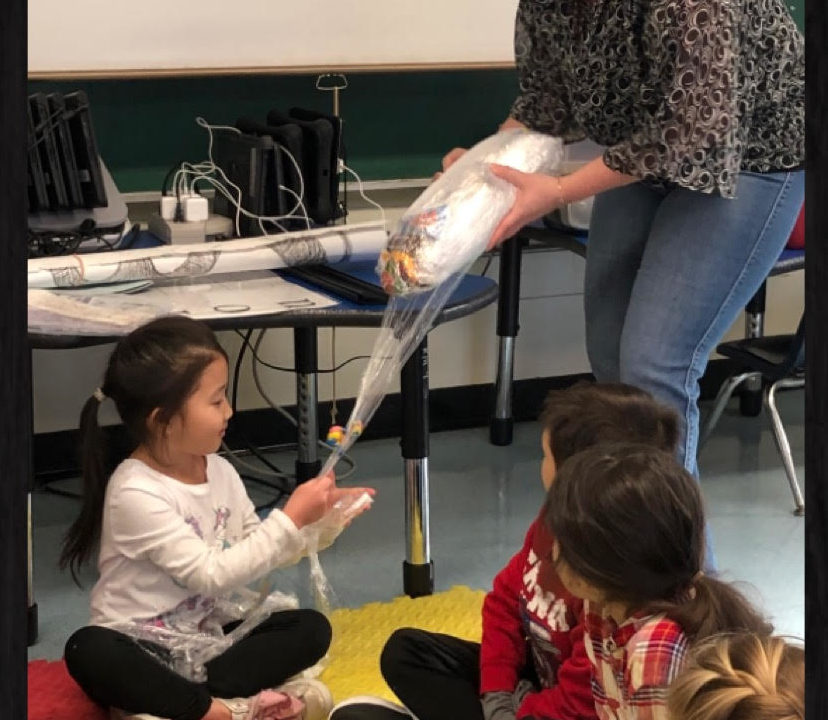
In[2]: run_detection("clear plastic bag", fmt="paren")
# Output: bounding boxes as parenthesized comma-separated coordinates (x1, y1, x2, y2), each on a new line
(323, 130, 563, 468)
(378, 129, 563, 295)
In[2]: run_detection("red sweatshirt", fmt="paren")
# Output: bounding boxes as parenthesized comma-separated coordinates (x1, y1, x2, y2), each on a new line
(480, 520, 597, 720)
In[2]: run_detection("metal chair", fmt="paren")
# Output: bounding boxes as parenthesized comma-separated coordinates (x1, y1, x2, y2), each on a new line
(700, 312, 805, 515)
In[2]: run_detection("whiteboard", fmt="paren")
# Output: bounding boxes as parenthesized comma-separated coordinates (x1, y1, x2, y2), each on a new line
(29, 0, 518, 78)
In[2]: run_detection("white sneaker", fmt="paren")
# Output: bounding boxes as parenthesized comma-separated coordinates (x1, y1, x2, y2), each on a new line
(329, 696, 413, 720)
(275, 678, 334, 720)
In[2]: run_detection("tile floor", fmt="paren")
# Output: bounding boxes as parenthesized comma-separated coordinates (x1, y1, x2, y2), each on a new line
(27, 392, 804, 661)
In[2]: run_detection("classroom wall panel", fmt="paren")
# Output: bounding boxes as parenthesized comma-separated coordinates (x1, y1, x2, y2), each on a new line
(28, 70, 519, 191)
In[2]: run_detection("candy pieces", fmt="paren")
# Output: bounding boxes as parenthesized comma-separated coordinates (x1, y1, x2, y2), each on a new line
(326, 425, 345, 446)
(325, 421, 364, 447)
(378, 205, 449, 295)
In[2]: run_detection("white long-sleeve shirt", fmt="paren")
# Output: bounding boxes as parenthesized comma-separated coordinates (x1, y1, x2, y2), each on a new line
(90, 454, 306, 631)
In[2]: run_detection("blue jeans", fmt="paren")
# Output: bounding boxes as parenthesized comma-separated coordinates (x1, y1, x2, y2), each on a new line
(584, 170, 804, 564)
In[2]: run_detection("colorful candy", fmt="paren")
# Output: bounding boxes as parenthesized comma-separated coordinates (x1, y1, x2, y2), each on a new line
(325, 425, 344, 446)
(326, 421, 364, 447)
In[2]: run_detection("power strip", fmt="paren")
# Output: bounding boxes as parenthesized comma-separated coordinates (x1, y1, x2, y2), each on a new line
(147, 212, 234, 244)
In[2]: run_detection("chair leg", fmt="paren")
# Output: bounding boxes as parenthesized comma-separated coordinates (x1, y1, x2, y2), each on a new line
(700, 372, 760, 448)
(765, 379, 805, 515)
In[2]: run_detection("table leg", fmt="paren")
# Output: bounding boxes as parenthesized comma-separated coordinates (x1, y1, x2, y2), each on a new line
(491, 236, 523, 446)
(294, 327, 321, 483)
(401, 338, 434, 597)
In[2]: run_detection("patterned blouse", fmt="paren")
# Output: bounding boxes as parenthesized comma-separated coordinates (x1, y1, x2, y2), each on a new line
(510, 0, 805, 197)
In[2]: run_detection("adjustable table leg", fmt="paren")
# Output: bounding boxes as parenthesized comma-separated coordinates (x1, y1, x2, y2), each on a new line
(400, 338, 433, 597)
(294, 327, 321, 482)
(491, 236, 523, 445)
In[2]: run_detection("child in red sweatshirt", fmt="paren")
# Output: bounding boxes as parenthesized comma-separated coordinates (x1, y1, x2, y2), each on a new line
(331, 383, 679, 720)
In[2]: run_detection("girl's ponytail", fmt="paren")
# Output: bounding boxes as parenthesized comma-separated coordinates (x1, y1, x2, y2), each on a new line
(58, 390, 110, 585)
(650, 574, 772, 642)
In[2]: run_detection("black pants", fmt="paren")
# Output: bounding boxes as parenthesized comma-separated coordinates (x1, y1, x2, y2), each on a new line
(65, 609, 332, 720)
(380, 628, 485, 720)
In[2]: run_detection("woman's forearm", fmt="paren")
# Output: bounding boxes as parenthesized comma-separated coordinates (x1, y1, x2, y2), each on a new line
(557, 156, 636, 206)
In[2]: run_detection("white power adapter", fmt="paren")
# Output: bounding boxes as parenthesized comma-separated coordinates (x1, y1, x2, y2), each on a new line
(184, 195, 209, 222)
(160, 195, 179, 221)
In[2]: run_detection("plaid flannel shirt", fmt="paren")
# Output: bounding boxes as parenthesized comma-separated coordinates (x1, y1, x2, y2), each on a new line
(583, 601, 688, 720)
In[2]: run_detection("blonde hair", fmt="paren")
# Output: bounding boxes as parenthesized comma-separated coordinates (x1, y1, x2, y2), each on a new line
(668, 634, 804, 720)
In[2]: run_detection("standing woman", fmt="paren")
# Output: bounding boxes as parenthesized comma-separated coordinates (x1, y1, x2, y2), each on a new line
(450, 0, 804, 486)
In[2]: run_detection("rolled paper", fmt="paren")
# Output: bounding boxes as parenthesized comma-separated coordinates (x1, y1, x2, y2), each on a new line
(28, 221, 388, 289)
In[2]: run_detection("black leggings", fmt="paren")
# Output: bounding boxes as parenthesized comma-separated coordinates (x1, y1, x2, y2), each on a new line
(380, 628, 485, 720)
(65, 609, 332, 720)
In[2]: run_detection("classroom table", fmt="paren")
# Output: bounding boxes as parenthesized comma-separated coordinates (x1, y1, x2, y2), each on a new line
(27, 259, 498, 645)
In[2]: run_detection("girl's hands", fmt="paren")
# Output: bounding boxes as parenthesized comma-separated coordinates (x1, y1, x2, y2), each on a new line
(282, 472, 376, 529)
(487, 164, 562, 249)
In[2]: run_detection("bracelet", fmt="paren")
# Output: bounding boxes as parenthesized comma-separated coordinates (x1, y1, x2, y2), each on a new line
(555, 176, 567, 207)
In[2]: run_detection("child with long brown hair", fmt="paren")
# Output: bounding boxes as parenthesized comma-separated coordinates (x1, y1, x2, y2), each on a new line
(545, 444, 771, 720)
(60, 316, 374, 720)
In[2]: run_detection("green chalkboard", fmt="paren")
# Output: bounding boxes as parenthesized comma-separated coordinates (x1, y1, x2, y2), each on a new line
(29, 71, 519, 193)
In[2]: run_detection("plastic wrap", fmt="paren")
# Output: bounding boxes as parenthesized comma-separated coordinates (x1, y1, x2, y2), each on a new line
(109, 588, 299, 682)
(109, 493, 372, 682)
(378, 130, 563, 295)
(28, 288, 164, 336)
(324, 130, 563, 469)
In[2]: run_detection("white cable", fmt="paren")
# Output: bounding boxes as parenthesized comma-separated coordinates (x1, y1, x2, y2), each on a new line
(341, 162, 387, 228)
(184, 171, 306, 238)
(196, 118, 310, 229)
(175, 117, 312, 234)
(274, 184, 311, 228)
(273, 142, 308, 221)
(192, 118, 275, 234)
(174, 117, 359, 239)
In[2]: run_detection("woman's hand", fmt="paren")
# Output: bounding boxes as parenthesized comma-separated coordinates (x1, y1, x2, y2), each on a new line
(487, 164, 563, 249)
(282, 472, 376, 529)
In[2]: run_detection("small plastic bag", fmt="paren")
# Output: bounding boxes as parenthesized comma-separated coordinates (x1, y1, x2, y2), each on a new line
(378, 129, 563, 295)
(27, 288, 162, 336)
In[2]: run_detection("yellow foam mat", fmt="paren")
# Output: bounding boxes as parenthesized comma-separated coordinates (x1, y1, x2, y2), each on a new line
(319, 585, 485, 703)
